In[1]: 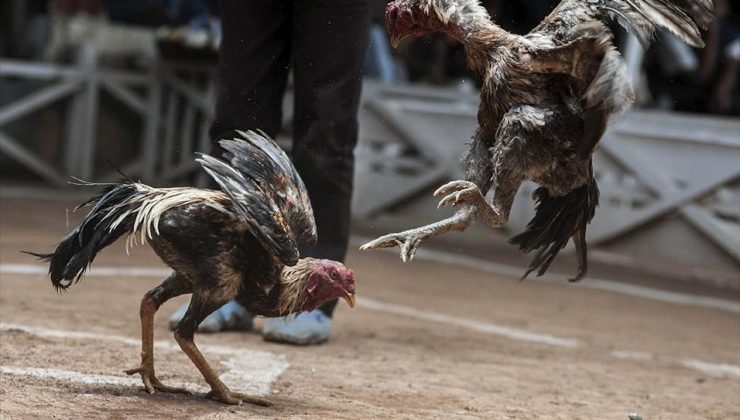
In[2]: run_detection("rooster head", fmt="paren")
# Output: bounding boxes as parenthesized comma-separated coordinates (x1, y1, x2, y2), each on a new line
(385, 0, 489, 47)
(386, 0, 433, 47)
(306, 259, 356, 309)
(281, 258, 356, 314)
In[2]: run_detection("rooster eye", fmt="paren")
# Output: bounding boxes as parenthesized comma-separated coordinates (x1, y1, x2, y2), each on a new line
(329, 271, 338, 280)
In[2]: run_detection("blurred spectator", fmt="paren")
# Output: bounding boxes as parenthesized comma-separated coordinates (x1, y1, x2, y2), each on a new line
(364, 0, 405, 82)
(402, 34, 468, 84)
(1, 1, 50, 59)
(51, 0, 102, 16)
(105, 0, 208, 27)
(646, 0, 739, 115)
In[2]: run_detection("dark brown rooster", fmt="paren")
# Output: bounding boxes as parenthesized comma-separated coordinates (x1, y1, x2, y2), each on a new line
(28, 130, 356, 406)
(362, 0, 712, 280)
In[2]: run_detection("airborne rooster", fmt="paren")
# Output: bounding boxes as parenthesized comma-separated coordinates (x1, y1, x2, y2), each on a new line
(28, 131, 356, 406)
(362, 0, 712, 280)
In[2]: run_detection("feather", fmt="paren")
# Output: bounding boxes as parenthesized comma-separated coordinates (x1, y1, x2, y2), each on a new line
(531, 0, 712, 48)
(578, 47, 634, 159)
(220, 131, 317, 245)
(25, 181, 234, 291)
(198, 154, 299, 265)
(198, 130, 318, 266)
(379, 0, 711, 280)
(510, 175, 600, 280)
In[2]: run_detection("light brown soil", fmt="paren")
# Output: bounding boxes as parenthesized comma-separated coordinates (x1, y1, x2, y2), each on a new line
(1, 196, 739, 419)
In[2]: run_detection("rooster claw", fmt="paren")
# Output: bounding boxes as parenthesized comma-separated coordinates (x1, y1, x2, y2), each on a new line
(360, 230, 423, 262)
(434, 180, 475, 196)
(359, 234, 403, 251)
(125, 365, 190, 395)
(434, 180, 483, 209)
(568, 269, 587, 283)
(205, 389, 273, 407)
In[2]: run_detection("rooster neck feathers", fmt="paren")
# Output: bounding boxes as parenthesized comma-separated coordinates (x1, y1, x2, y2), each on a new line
(420, 0, 519, 73)
(276, 258, 317, 316)
(420, 0, 495, 36)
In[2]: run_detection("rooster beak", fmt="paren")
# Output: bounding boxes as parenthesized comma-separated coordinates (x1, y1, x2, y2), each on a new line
(390, 33, 407, 48)
(342, 292, 356, 308)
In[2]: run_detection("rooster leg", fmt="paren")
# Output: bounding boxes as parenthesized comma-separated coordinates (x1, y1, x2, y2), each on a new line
(362, 164, 522, 262)
(435, 180, 507, 228)
(360, 206, 477, 262)
(174, 287, 272, 407)
(125, 272, 191, 394)
(434, 177, 520, 231)
(435, 180, 486, 209)
(569, 227, 588, 282)
(437, 127, 524, 232)
(361, 129, 502, 262)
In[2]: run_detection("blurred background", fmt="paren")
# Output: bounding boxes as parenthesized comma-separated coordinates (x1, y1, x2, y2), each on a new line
(1, 0, 738, 294)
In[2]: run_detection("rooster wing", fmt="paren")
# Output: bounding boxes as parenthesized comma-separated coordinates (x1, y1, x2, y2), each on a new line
(530, 0, 712, 47)
(524, 0, 712, 159)
(197, 130, 317, 266)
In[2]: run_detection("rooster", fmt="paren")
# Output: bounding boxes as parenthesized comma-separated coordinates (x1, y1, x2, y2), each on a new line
(28, 131, 356, 406)
(362, 0, 712, 280)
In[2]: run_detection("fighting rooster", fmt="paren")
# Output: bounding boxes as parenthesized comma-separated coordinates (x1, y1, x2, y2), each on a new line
(362, 0, 712, 280)
(28, 131, 356, 406)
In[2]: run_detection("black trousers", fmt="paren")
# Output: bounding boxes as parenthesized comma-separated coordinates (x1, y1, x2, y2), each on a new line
(211, 0, 370, 317)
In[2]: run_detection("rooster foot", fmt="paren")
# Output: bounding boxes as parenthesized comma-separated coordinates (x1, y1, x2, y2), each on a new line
(359, 229, 424, 262)
(124, 365, 190, 395)
(205, 388, 273, 407)
(434, 180, 484, 209)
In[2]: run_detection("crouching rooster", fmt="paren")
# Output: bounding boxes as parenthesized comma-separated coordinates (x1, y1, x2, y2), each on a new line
(28, 131, 356, 406)
(362, 0, 712, 280)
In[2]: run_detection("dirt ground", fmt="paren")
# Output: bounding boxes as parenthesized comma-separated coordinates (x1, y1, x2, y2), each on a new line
(1, 195, 739, 419)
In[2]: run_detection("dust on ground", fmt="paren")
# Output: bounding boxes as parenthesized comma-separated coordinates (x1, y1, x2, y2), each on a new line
(1, 196, 739, 419)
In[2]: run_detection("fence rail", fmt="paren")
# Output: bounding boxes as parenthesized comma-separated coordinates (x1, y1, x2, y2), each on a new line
(2, 58, 738, 286)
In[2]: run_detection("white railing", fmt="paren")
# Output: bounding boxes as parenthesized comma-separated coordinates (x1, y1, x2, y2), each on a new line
(2, 60, 738, 286)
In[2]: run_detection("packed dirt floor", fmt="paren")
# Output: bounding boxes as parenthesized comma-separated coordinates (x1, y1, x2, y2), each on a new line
(1, 195, 739, 419)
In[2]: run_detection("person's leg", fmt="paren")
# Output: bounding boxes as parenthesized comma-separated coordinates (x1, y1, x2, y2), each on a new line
(209, 0, 291, 141)
(170, 0, 291, 332)
(291, 0, 370, 269)
(262, 0, 370, 344)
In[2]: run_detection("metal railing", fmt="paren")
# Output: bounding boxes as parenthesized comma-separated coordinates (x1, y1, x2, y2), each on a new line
(2, 58, 738, 286)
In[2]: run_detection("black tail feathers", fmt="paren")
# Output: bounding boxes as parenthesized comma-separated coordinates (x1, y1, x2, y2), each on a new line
(24, 182, 140, 291)
(509, 176, 599, 282)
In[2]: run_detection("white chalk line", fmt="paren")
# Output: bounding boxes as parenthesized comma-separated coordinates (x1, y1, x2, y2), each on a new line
(681, 359, 740, 378)
(0, 323, 288, 396)
(358, 298, 579, 348)
(0, 264, 580, 348)
(0, 366, 141, 387)
(350, 238, 740, 315)
(0, 264, 171, 278)
(8, 245, 740, 315)
(4, 185, 736, 313)
(610, 350, 654, 361)
(609, 351, 740, 378)
(3, 261, 736, 350)
(4, 264, 739, 378)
